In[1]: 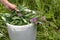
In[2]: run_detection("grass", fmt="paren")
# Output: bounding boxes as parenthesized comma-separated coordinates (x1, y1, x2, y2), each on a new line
(0, 0, 60, 40)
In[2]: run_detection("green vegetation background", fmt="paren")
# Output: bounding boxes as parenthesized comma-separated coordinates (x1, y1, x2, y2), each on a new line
(0, 0, 60, 40)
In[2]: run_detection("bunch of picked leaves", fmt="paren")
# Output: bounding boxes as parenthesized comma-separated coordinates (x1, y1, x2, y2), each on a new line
(1, 5, 40, 25)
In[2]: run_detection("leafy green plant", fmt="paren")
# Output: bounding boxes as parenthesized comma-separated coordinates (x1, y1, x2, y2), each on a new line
(1, 5, 40, 25)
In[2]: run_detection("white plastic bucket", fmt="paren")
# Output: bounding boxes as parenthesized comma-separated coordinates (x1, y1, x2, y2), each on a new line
(6, 23, 37, 40)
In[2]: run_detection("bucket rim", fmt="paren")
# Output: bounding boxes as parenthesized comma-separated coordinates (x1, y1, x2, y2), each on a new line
(6, 23, 34, 27)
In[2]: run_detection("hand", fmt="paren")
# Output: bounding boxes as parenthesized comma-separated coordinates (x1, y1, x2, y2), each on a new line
(1, 0, 19, 11)
(4, 2, 18, 11)
(0, 0, 19, 11)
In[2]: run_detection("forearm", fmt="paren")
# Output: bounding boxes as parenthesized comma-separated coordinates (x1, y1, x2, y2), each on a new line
(0, 0, 10, 5)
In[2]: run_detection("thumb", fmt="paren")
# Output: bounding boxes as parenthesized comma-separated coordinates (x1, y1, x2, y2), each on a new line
(15, 8, 19, 12)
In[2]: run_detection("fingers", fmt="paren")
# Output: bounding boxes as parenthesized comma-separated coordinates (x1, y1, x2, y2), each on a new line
(4, 3, 18, 11)
(9, 4, 19, 12)
(8, 4, 17, 10)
